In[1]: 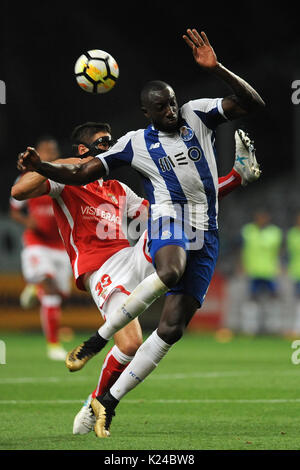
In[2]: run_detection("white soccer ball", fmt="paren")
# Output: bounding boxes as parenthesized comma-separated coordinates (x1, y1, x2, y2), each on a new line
(74, 49, 119, 94)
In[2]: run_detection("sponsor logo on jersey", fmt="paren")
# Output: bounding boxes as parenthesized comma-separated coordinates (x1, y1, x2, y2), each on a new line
(81, 205, 121, 224)
(150, 142, 161, 150)
(188, 146, 202, 162)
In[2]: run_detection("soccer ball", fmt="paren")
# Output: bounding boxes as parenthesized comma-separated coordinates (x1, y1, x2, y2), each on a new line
(74, 49, 119, 94)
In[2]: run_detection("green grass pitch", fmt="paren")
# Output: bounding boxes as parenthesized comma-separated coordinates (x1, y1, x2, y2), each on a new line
(0, 331, 300, 451)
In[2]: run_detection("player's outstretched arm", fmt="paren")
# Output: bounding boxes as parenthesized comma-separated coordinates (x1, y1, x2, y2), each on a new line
(13, 156, 94, 200)
(17, 147, 105, 186)
(183, 28, 265, 119)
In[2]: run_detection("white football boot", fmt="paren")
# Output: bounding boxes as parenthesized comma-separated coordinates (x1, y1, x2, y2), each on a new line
(234, 129, 261, 186)
(47, 343, 67, 361)
(73, 394, 96, 435)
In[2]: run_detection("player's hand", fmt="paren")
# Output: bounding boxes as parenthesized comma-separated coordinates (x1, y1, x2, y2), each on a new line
(17, 147, 42, 172)
(183, 29, 218, 70)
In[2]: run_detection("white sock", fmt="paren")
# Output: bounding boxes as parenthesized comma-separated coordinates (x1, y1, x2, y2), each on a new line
(111, 345, 134, 365)
(98, 272, 168, 340)
(110, 330, 172, 400)
(94, 345, 133, 397)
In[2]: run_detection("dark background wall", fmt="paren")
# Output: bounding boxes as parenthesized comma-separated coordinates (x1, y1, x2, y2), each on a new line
(1, 1, 299, 209)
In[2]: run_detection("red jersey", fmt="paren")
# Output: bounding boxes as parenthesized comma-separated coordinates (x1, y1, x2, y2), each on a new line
(47, 178, 148, 290)
(10, 194, 64, 249)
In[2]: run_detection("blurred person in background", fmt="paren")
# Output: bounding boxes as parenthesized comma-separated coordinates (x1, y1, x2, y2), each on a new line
(240, 210, 283, 335)
(10, 136, 72, 360)
(286, 212, 300, 335)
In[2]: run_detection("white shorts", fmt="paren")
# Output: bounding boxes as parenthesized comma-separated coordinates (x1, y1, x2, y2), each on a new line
(87, 231, 154, 319)
(21, 245, 72, 296)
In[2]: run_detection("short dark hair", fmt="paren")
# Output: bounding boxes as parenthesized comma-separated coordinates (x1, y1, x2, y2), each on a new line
(140, 80, 171, 108)
(71, 122, 112, 146)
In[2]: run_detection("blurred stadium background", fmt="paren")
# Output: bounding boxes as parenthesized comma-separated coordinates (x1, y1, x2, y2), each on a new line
(0, 2, 299, 336)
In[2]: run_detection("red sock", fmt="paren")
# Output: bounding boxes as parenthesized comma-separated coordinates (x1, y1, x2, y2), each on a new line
(92, 347, 130, 398)
(40, 295, 62, 344)
(218, 169, 242, 200)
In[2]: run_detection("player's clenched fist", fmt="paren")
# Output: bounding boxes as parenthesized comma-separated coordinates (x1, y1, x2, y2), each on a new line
(17, 147, 41, 172)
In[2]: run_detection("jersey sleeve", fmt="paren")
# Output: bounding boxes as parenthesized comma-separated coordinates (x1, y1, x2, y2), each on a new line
(47, 179, 65, 198)
(10, 196, 27, 210)
(187, 97, 228, 130)
(95, 131, 135, 175)
(119, 182, 149, 219)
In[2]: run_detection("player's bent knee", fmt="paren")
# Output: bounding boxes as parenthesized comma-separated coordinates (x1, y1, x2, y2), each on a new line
(157, 323, 184, 345)
(115, 337, 142, 357)
(156, 265, 184, 289)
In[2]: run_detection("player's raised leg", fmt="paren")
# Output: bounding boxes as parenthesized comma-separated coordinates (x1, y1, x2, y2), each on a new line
(233, 129, 261, 186)
(218, 129, 261, 199)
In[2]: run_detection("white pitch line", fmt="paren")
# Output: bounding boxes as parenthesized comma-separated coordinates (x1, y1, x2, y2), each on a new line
(137, 399, 300, 404)
(0, 377, 61, 384)
(151, 371, 250, 379)
(0, 371, 251, 385)
(0, 369, 298, 385)
(0, 400, 84, 404)
(0, 376, 90, 384)
(0, 398, 300, 405)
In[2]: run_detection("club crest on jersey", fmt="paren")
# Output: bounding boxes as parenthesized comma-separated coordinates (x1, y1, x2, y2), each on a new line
(108, 193, 118, 204)
(180, 126, 194, 142)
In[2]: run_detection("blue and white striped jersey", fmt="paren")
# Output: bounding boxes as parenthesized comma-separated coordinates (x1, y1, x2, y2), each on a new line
(97, 97, 227, 231)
